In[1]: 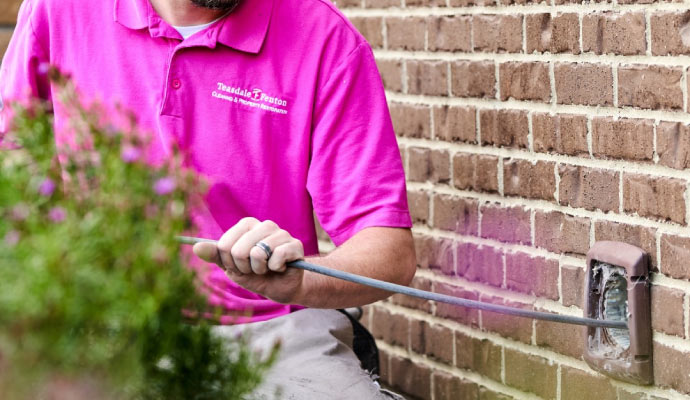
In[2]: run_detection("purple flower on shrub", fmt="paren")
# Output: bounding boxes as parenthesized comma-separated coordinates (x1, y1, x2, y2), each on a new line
(48, 207, 67, 223)
(154, 177, 176, 196)
(121, 145, 142, 163)
(11, 204, 30, 221)
(38, 178, 56, 196)
(4, 231, 20, 246)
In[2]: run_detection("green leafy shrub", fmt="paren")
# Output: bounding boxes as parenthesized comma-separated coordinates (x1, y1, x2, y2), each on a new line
(0, 69, 275, 399)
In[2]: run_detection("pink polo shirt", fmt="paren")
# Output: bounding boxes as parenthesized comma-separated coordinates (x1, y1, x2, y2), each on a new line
(1, 0, 411, 323)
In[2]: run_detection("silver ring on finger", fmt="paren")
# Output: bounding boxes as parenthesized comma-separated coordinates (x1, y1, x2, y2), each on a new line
(254, 241, 273, 261)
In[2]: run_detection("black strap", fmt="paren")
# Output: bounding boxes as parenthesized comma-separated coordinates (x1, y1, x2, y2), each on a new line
(337, 309, 380, 379)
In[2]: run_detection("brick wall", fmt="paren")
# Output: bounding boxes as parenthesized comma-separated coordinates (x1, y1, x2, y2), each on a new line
(3, 0, 690, 398)
(331, 1, 690, 399)
(0, 1, 20, 60)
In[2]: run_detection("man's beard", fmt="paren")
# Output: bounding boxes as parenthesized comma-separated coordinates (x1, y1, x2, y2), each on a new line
(190, 0, 241, 11)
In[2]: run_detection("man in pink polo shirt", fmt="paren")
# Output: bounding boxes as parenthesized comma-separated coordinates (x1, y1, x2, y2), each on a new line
(1, 0, 415, 397)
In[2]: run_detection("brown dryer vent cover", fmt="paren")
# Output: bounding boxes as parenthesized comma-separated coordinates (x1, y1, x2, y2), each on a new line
(584, 241, 653, 385)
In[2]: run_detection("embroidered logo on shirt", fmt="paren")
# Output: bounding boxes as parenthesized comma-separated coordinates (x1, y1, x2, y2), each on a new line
(212, 82, 288, 115)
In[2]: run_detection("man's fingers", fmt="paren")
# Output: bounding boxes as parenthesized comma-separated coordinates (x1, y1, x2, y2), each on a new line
(193, 242, 221, 265)
(248, 229, 292, 275)
(232, 220, 279, 274)
(267, 238, 304, 273)
(217, 217, 258, 274)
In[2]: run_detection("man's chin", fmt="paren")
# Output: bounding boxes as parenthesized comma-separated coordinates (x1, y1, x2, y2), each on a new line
(190, 0, 241, 11)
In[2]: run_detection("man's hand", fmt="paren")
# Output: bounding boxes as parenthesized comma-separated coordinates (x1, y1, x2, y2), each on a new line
(192, 217, 305, 304)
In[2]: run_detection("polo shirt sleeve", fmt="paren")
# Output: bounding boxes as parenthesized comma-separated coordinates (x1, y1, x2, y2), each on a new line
(0, 0, 51, 139)
(307, 41, 412, 246)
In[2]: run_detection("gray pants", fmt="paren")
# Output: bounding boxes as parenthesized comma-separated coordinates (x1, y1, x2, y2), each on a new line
(213, 309, 403, 400)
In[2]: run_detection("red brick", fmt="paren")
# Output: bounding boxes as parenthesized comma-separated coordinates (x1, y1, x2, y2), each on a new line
(651, 285, 685, 337)
(314, 216, 330, 242)
(503, 159, 556, 201)
(618, 65, 683, 110)
(455, 331, 502, 381)
(535, 318, 586, 358)
(555, 63, 613, 106)
(433, 194, 479, 235)
(414, 235, 455, 274)
(502, 0, 546, 4)
(364, 0, 399, 7)
(449, 0, 496, 5)
(532, 113, 589, 156)
(376, 59, 403, 92)
(561, 367, 617, 400)
(479, 388, 512, 400)
(407, 60, 449, 96)
(389, 355, 432, 399)
(407, 147, 450, 184)
(623, 174, 686, 224)
(480, 203, 531, 245)
(479, 109, 529, 149)
(334, 0, 361, 6)
(413, 233, 432, 269)
(451, 61, 496, 98)
(558, 165, 620, 212)
(433, 106, 477, 143)
(594, 221, 658, 270)
(526, 13, 580, 54)
(452, 153, 499, 193)
(473, 15, 523, 53)
(559, 0, 613, 3)
(651, 11, 690, 56)
(619, 0, 679, 3)
(407, 189, 429, 225)
(499, 62, 550, 102)
(378, 348, 391, 385)
(479, 295, 534, 343)
(406, 147, 428, 182)
(434, 283, 480, 327)
(592, 117, 654, 161)
(433, 372, 479, 400)
(390, 103, 431, 138)
(657, 121, 690, 170)
(0, 29, 12, 60)
(583, 12, 646, 55)
(350, 17, 383, 48)
(428, 16, 472, 52)
(399, 145, 406, 169)
(406, 0, 447, 6)
(421, 323, 454, 364)
(386, 17, 426, 50)
(390, 276, 433, 312)
(653, 342, 690, 394)
(457, 242, 504, 287)
(660, 234, 690, 280)
(505, 252, 559, 300)
(561, 264, 585, 307)
(504, 349, 558, 399)
(428, 237, 455, 275)
(408, 318, 424, 355)
(0, 0, 22, 25)
(370, 306, 408, 348)
(535, 211, 590, 255)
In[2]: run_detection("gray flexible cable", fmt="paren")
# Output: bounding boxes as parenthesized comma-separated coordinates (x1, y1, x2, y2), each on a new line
(176, 236, 628, 330)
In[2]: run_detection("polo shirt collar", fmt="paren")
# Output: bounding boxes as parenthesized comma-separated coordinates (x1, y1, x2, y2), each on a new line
(113, 0, 274, 54)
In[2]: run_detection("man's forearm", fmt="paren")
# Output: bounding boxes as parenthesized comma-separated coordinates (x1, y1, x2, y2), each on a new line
(294, 227, 416, 309)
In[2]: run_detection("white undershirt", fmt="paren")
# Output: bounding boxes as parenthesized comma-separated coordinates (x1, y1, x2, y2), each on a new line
(172, 16, 223, 40)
